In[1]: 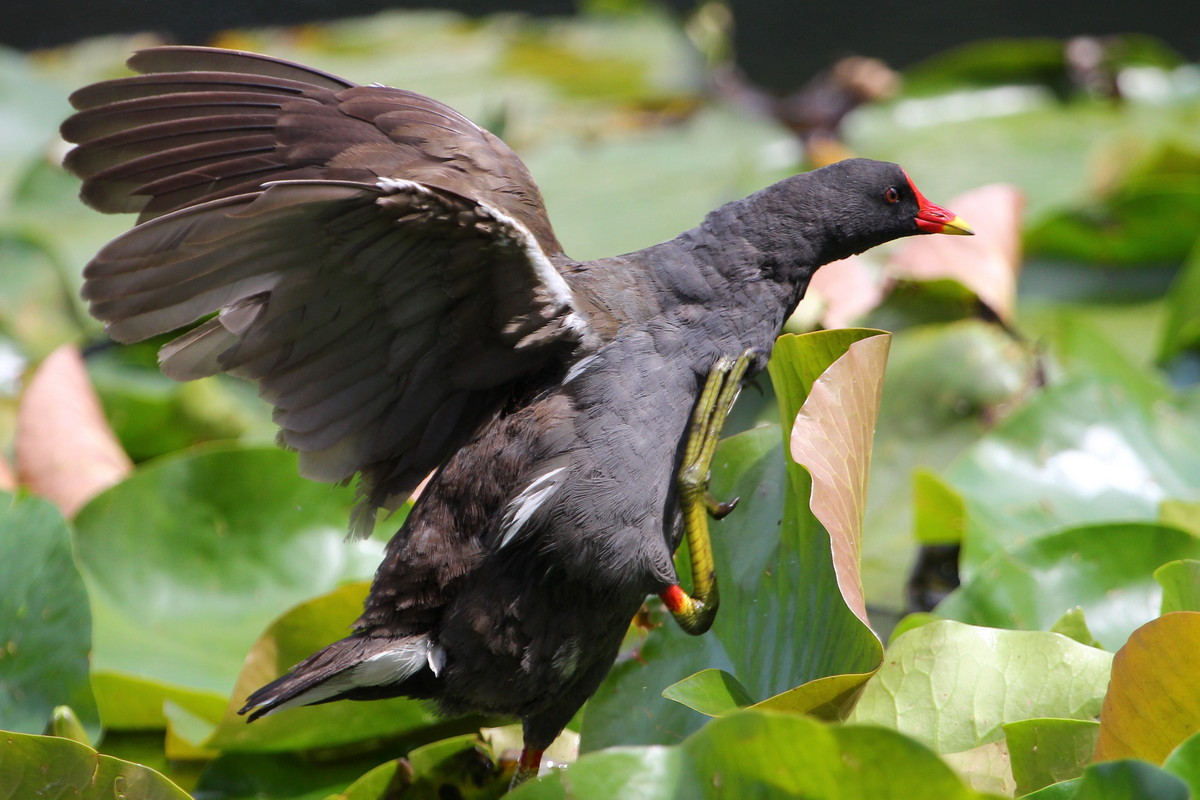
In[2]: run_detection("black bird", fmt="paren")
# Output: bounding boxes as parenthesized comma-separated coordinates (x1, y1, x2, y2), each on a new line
(62, 46, 971, 787)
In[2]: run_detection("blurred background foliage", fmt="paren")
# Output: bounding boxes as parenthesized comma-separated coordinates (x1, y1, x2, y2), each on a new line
(2, 1, 1200, 798)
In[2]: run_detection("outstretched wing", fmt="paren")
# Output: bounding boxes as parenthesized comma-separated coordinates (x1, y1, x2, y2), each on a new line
(63, 46, 590, 535)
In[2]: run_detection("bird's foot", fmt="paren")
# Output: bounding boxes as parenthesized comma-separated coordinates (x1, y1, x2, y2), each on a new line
(509, 746, 545, 790)
(659, 583, 718, 635)
(667, 348, 758, 635)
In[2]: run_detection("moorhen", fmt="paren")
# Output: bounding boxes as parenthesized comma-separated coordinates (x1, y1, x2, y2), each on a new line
(62, 46, 971, 787)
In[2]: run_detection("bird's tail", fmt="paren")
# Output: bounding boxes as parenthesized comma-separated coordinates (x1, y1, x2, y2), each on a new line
(239, 632, 446, 721)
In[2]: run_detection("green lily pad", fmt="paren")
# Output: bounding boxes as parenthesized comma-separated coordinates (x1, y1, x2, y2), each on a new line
(0, 729, 191, 800)
(204, 582, 437, 752)
(72, 446, 383, 728)
(0, 493, 99, 737)
(1162, 730, 1200, 798)
(1156, 560, 1200, 614)
(1073, 759, 1190, 800)
(860, 321, 1033, 612)
(848, 620, 1112, 754)
(937, 522, 1200, 650)
(1049, 607, 1102, 649)
(1004, 718, 1101, 795)
(660, 668, 753, 717)
(516, 710, 1004, 799)
(946, 376, 1200, 573)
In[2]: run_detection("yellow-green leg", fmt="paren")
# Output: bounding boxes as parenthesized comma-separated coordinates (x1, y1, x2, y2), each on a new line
(660, 349, 758, 635)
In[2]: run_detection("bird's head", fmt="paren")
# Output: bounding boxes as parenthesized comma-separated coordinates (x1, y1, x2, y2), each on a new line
(802, 158, 973, 259)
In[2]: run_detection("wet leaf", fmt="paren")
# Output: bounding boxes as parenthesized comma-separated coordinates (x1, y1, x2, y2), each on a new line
(15, 344, 132, 517)
(1095, 612, 1200, 764)
(848, 620, 1112, 754)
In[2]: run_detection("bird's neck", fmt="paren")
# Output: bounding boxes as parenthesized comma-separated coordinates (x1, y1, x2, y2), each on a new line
(677, 189, 843, 311)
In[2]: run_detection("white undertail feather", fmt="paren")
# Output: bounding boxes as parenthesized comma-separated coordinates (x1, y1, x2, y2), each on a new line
(254, 635, 444, 718)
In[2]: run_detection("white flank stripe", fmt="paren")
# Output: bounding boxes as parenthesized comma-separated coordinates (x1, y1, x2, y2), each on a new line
(498, 467, 567, 548)
(426, 643, 447, 677)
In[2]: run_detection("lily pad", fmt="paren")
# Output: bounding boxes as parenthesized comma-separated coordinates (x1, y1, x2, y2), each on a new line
(72, 446, 382, 728)
(0, 729, 191, 800)
(937, 522, 1200, 650)
(1094, 612, 1200, 764)
(659, 668, 753, 717)
(1156, 560, 1200, 614)
(205, 582, 436, 752)
(848, 620, 1112, 754)
(0, 493, 99, 737)
(516, 710, 1003, 799)
(946, 375, 1200, 573)
(1004, 718, 1101, 795)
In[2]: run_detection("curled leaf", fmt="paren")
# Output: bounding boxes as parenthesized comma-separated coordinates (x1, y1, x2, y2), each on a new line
(1095, 612, 1200, 764)
(16, 344, 132, 517)
(888, 184, 1024, 322)
(787, 332, 891, 627)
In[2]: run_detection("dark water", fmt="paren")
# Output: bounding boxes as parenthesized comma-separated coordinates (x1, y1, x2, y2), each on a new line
(3, 0, 1198, 91)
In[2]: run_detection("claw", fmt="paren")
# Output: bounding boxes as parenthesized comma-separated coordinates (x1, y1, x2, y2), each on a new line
(706, 494, 740, 520)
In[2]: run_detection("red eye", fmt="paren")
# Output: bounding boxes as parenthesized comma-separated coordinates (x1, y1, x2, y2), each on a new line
(884, 187, 900, 204)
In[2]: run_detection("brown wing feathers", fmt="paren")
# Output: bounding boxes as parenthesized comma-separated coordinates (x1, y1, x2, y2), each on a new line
(64, 47, 586, 535)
